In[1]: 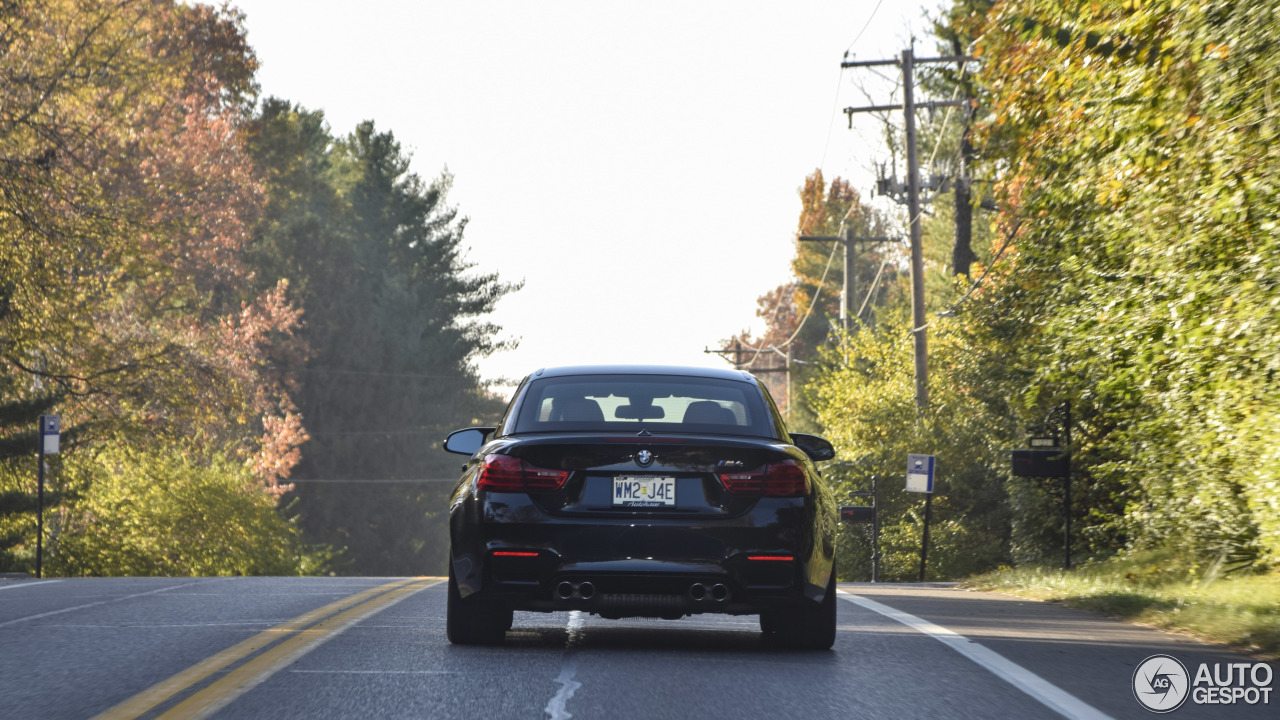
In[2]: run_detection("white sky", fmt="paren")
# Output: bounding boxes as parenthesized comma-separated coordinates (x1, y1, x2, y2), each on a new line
(230, 1, 937, 390)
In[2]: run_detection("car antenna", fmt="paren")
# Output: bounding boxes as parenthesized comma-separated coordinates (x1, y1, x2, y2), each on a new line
(636, 428, 652, 437)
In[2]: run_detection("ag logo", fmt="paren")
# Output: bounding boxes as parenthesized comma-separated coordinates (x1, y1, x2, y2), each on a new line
(1133, 654, 1190, 713)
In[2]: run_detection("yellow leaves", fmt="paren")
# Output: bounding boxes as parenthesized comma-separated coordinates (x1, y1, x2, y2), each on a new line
(1205, 43, 1230, 60)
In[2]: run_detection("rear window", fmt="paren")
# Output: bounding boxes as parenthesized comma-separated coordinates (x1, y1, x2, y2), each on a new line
(512, 374, 776, 438)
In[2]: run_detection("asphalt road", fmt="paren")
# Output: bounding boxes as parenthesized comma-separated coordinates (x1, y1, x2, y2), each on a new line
(0, 577, 1273, 719)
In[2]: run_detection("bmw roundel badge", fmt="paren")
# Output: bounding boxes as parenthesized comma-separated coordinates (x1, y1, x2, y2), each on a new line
(636, 449, 653, 466)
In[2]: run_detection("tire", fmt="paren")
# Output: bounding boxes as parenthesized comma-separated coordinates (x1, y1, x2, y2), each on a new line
(762, 569, 837, 650)
(759, 609, 780, 635)
(446, 562, 510, 645)
(800, 570, 838, 650)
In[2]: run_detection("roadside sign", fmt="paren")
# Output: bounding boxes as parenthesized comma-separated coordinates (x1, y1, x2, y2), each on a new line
(1029, 436, 1058, 448)
(40, 414, 60, 455)
(906, 454, 935, 493)
(1011, 449, 1068, 478)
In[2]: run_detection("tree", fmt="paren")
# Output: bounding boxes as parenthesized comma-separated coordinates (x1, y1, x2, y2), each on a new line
(0, 1, 306, 574)
(721, 170, 896, 425)
(950, 0, 1278, 565)
(247, 105, 516, 575)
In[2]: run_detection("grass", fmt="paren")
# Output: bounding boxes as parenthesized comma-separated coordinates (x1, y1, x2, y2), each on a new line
(963, 550, 1280, 659)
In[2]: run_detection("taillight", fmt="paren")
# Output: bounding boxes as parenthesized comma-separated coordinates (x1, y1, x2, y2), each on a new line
(719, 460, 810, 497)
(477, 454, 569, 492)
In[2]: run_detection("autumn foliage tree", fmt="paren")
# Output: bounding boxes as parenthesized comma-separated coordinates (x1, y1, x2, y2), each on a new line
(722, 170, 895, 424)
(0, 1, 308, 574)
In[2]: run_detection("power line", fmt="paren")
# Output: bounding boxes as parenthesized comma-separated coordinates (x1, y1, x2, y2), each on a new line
(770, 238, 842, 355)
(294, 367, 467, 379)
(288, 478, 458, 484)
(819, 67, 848, 173)
(306, 430, 445, 436)
(825, 0, 887, 170)
(844, 0, 886, 56)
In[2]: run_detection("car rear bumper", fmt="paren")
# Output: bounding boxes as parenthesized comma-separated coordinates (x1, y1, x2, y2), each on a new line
(450, 493, 829, 617)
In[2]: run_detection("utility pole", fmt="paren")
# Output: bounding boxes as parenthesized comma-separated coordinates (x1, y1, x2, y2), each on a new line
(797, 231, 893, 331)
(901, 48, 928, 410)
(843, 48, 971, 583)
(704, 343, 793, 417)
(843, 48, 968, 409)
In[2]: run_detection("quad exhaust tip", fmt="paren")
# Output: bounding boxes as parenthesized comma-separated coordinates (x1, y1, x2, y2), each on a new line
(560, 580, 727, 603)
(689, 582, 730, 603)
(689, 583, 707, 601)
(556, 580, 595, 600)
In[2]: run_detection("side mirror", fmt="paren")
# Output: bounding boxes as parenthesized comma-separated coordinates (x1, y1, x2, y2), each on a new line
(790, 433, 836, 462)
(443, 427, 496, 456)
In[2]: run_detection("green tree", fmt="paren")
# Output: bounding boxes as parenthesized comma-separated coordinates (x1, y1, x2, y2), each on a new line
(247, 104, 516, 575)
(970, 0, 1280, 565)
(809, 309, 1016, 580)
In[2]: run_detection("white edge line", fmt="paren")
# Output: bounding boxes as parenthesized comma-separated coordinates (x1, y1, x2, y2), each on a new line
(0, 579, 62, 591)
(838, 591, 1114, 720)
(188, 579, 441, 720)
(0, 580, 206, 628)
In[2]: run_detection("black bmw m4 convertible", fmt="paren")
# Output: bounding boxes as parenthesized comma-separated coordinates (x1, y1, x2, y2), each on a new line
(442, 365, 839, 649)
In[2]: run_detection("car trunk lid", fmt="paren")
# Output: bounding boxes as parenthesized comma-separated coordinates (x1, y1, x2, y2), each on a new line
(502, 434, 791, 518)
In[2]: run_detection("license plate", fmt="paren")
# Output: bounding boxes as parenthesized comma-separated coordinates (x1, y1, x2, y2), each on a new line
(612, 476, 676, 507)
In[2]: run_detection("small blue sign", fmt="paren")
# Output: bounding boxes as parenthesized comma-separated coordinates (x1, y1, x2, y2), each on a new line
(906, 453, 935, 493)
(40, 414, 60, 455)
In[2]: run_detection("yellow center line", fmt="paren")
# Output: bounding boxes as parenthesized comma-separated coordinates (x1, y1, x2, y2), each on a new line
(157, 578, 441, 720)
(91, 577, 434, 720)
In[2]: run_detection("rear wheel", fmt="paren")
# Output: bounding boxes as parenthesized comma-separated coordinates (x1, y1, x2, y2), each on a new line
(760, 569, 837, 650)
(446, 563, 510, 645)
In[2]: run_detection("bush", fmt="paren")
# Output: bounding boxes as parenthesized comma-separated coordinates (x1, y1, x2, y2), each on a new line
(56, 447, 314, 576)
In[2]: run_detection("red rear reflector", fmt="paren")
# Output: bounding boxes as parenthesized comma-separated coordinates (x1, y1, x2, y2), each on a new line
(719, 460, 809, 497)
(747, 555, 794, 562)
(492, 551, 540, 557)
(477, 454, 569, 492)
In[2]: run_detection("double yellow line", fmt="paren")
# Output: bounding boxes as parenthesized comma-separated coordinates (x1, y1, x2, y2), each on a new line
(94, 577, 441, 720)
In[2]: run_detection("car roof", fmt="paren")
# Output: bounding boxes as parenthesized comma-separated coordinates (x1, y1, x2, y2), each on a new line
(531, 365, 757, 383)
